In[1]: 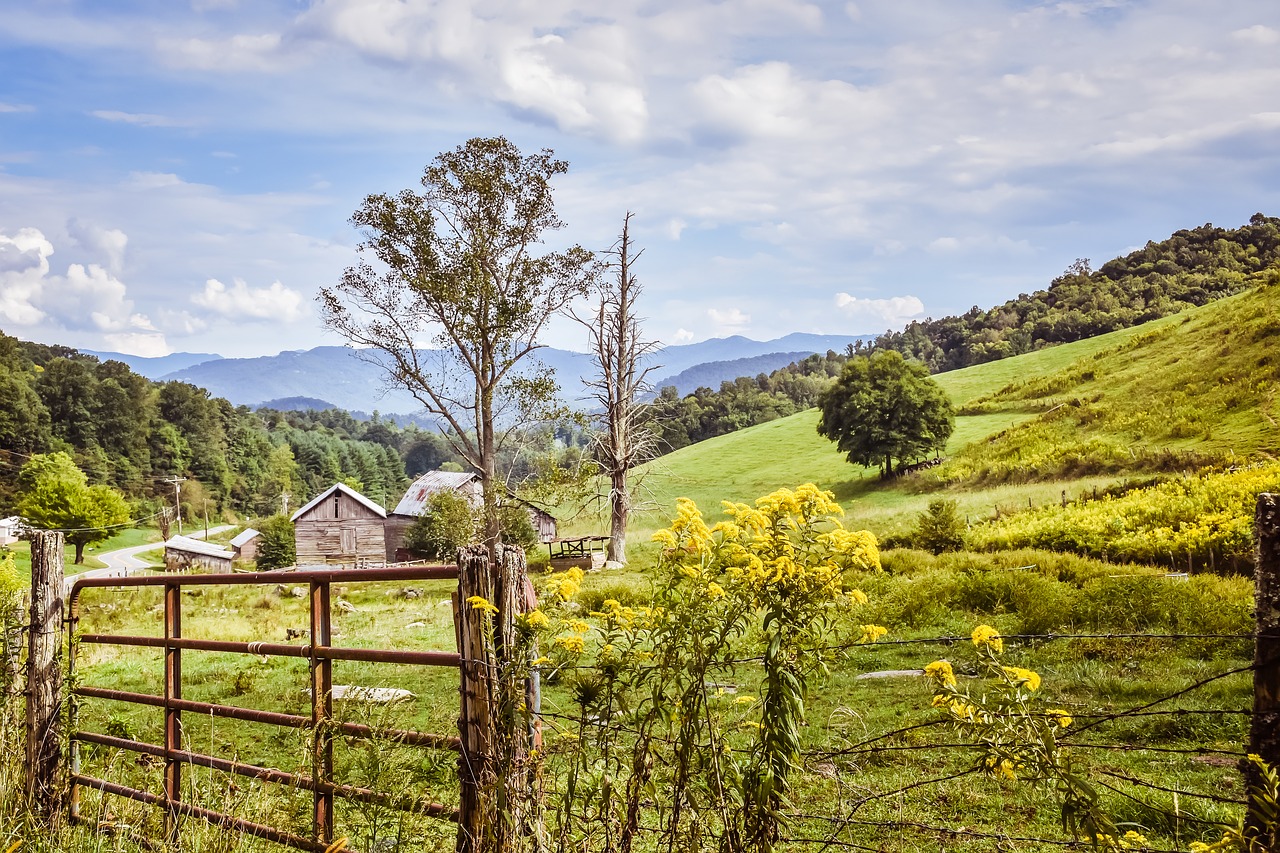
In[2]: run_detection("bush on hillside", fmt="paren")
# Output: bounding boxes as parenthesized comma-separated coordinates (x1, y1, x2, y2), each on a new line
(255, 515, 296, 570)
(913, 498, 966, 554)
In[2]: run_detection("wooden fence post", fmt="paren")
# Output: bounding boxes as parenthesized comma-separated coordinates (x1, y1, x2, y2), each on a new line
(1248, 493, 1280, 849)
(27, 530, 64, 826)
(455, 544, 539, 853)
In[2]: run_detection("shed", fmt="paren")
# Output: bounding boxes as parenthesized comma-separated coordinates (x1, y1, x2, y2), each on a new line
(0, 517, 21, 546)
(291, 483, 387, 568)
(164, 535, 234, 573)
(230, 528, 260, 563)
(384, 470, 558, 562)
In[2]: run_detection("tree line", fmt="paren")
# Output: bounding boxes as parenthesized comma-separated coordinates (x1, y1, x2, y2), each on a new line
(0, 331, 414, 521)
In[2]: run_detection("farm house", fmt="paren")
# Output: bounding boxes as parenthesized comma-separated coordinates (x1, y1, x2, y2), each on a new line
(384, 470, 557, 561)
(291, 483, 387, 567)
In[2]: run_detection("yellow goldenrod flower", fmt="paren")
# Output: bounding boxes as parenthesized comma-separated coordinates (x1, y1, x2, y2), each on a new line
(518, 610, 549, 630)
(569, 620, 591, 635)
(466, 595, 498, 615)
(1047, 708, 1073, 728)
(553, 634, 585, 654)
(706, 582, 726, 600)
(924, 660, 956, 687)
(971, 624, 1003, 653)
(858, 624, 888, 643)
(1001, 666, 1041, 692)
(734, 695, 755, 705)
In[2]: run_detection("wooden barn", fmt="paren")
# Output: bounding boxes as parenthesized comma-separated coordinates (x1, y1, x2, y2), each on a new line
(291, 483, 387, 568)
(230, 528, 260, 564)
(384, 470, 557, 561)
(164, 535, 234, 573)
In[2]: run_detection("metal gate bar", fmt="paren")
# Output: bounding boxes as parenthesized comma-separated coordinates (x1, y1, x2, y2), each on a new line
(68, 563, 464, 851)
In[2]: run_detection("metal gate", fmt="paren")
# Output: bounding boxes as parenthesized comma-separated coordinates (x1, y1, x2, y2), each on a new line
(67, 564, 467, 852)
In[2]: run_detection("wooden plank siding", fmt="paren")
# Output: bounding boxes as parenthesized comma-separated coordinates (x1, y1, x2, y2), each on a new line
(294, 489, 387, 567)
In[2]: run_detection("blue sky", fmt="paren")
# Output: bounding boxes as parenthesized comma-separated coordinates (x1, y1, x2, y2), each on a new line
(1, 0, 1278, 358)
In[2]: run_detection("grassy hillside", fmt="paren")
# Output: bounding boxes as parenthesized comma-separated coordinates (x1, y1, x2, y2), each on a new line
(622, 284, 1278, 539)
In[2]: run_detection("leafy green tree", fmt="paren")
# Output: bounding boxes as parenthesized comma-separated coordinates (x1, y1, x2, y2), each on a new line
(402, 491, 477, 560)
(816, 350, 954, 478)
(255, 514, 296, 570)
(914, 498, 966, 554)
(16, 452, 131, 563)
(319, 136, 597, 554)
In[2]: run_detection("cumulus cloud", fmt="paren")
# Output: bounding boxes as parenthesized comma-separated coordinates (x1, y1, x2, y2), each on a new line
(669, 328, 695, 345)
(192, 278, 305, 320)
(67, 218, 128, 273)
(0, 226, 166, 353)
(1232, 24, 1279, 45)
(834, 294, 924, 330)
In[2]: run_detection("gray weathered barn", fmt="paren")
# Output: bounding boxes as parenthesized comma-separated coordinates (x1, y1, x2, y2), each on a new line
(164, 535, 234, 573)
(291, 483, 387, 568)
(230, 528, 260, 564)
(384, 470, 557, 561)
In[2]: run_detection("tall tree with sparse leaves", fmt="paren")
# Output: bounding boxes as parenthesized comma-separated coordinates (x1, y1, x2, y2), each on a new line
(816, 350, 954, 478)
(320, 137, 597, 555)
(575, 212, 661, 564)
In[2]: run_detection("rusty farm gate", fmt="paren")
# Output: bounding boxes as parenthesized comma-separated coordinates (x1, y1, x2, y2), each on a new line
(62, 547, 535, 853)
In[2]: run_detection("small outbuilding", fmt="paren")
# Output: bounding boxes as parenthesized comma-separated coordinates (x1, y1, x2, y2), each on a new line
(291, 483, 387, 568)
(164, 535, 235, 573)
(0, 517, 21, 546)
(230, 528, 260, 563)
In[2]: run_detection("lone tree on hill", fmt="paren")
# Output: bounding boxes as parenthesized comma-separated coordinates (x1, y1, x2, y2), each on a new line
(816, 350, 954, 479)
(319, 137, 598, 555)
(17, 452, 131, 563)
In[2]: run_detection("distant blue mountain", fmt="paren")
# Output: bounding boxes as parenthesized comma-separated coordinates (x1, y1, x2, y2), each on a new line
(81, 349, 221, 379)
(81, 333, 871, 414)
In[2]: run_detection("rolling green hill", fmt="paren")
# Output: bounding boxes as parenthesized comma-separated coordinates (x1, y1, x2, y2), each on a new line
(625, 283, 1279, 540)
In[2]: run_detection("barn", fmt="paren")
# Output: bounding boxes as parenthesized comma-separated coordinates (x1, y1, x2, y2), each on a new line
(230, 528, 260, 564)
(384, 470, 557, 561)
(164, 535, 234, 573)
(291, 483, 387, 568)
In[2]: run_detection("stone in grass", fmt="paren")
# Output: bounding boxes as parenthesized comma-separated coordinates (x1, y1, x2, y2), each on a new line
(405, 621, 428, 629)
(336, 599, 358, 614)
(855, 669, 926, 680)
(311, 685, 417, 704)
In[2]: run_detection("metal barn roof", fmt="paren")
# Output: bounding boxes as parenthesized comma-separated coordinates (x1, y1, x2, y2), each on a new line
(391, 471, 479, 517)
(165, 535, 234, 560)
(291, 483, 387, 522)
(230, 528, 260, 548)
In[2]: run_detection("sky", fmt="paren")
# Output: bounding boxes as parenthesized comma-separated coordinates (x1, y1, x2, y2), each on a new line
(0, 0, 1278, 360)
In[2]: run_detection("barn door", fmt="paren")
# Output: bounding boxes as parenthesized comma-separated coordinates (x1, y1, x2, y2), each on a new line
(340, 528, 355, 554)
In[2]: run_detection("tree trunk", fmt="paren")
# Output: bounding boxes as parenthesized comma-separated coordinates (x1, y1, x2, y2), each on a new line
(72, 539, 85, 565)
(608, 470, 629, 564)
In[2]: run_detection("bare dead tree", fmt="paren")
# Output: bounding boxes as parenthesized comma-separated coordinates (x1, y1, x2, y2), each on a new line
(576, 213, 662, 564)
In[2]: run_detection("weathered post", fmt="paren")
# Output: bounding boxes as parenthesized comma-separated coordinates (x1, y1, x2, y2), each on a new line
(27, 530, 64, 826)
(1248, 494, 1280, 849)
(455, 544, 539, 853)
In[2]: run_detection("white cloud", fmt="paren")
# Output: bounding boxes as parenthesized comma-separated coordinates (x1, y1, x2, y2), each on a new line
(669, 328, 695, 345)
(1232, 25, 1279, 45)
(192, 278, 306, 321)
(834, 294, 924, 330)
(707, 307, 751, 334)
(666, 219, 687, 241)
(90, 110, 195, 128)
(102, 332, 170, 357)
(0, 103, 34, 113)
(67, 219, 128, 273)
(0, 228, 53, 326)
(157, 32, 285, 72)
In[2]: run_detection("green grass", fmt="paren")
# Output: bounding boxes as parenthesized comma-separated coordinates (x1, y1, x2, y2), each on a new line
(55, 550, 1255, 853)
(1, 526, 165, 580)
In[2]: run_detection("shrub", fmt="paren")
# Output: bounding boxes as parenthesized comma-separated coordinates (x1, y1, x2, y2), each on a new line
(914, 498, 967, 554)
(403, 491, 477, 560)
(255, 514, 296, 570)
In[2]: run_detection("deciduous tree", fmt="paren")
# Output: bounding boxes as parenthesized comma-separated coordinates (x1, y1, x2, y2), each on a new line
(319, 137, 597, 554)
(816, 350, 954, 478)
(16, 452, 131, 563)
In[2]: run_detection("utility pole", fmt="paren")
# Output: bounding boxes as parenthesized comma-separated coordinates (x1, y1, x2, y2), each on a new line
(164, 477, 187, 534)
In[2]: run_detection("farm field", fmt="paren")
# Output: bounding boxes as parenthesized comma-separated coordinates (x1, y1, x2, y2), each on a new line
(55, 546, 1257, 853)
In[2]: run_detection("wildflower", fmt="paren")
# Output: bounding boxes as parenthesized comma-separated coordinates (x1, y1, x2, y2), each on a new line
(569, 620, 591, 635)
(706, 581, 726, 600)
(858, 624, 888, 644)
(518, 609, 549, 631)
(1120, 831, 1148, 849)
(554, 634, 585, 654)
(466, 595, 498, 615)
(734, 695, 755, 706)
(1001, 666, 1041, 692)
(847, 589, 869, 606)
(531, 656, 551, 666)
(678, 565, 701, 579)
(971, 624, 1003, 653)
(1046, 708, 1072, 728)
(924, 660, 956, 687)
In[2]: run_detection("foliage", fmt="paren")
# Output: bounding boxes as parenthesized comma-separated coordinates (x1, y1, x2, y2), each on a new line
(16, 452, 131, 563)
(403, 491, 478, 560)
(817, 350, 955, 477)
(319, 136, 597, 550)
(967, 462, 1280, 570)
(254, 514, 296, 570)
(873, 214, 1280, 372)
(914, 498, 966, 554)
(536, 484, 882, 853)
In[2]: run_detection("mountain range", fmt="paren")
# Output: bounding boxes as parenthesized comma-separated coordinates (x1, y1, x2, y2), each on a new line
(87, 333, 871, 415)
